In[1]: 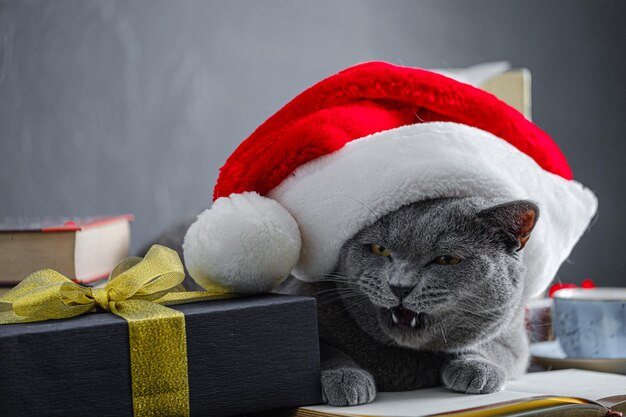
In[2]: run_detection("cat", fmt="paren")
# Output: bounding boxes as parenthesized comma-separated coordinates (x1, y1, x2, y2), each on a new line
(149, 196, 538, 406)
(278, 196, 538, 406)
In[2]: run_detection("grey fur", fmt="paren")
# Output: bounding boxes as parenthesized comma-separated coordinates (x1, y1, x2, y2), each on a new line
(280, 197, 538, 405)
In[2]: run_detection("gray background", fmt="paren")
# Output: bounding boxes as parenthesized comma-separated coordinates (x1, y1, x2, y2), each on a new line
(1, 0, 624, 288)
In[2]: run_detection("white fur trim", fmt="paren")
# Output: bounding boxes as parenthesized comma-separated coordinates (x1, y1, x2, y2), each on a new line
(183, 192, 301, 293)
(268, 122, 597, 298)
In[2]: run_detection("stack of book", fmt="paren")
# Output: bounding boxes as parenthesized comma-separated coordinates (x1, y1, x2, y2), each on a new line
(0, 215, 133, 293)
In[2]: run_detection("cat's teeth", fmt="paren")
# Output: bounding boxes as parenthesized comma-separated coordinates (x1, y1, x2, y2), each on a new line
(391, 311, 399, 324)
(410, 315, 417, 328)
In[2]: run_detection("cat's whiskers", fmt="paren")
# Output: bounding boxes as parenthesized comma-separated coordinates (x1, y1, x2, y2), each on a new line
(317, 289, 365, 305)
(320, 275, 353, 282)
(446, 307, 491, 327)
(453, 314, 493, 333)
(316, 288, 361, 299)
(320, 273, 360, 286)
(316, 294, 362, 304)
(314, 287, 359, 296)
(418, 289, 451, 301)
(455, 306, 500, 321)
(461, 295, 510, 315)
(439, 324, 448, 345)
(472, 315, 509, 339)
(412, 289, 451, 310)
(415, 296, 449, 309)
(421, 290, 450, 297)
(333, 296, 372, 316)
(324, 272, 349, 279)
(420, 288, 451, 296)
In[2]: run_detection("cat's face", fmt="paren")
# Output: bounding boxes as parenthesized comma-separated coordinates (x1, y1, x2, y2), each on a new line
(334, 197, 537, 351)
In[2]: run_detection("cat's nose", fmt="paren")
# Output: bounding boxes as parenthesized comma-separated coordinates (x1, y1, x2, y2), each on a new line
(390, 285, 414, 300)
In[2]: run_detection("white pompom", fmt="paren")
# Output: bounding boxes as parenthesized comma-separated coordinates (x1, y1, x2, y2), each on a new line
(182, 192, 301, 293)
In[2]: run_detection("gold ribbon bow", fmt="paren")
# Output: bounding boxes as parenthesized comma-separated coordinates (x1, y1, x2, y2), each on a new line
(0, 245, 234, 417)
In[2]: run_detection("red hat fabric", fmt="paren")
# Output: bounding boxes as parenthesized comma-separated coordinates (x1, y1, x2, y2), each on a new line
(184, 62, 596, 297)
(214, 61, 572, 201)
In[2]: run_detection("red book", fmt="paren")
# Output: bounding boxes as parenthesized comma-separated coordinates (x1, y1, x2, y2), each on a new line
(0, 215, 133, 285)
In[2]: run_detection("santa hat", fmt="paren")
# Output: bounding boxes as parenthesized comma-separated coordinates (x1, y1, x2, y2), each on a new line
(183, 62, 597, 298)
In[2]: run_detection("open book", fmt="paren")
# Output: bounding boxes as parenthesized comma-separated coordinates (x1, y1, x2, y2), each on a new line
(297, 370, 626, 417)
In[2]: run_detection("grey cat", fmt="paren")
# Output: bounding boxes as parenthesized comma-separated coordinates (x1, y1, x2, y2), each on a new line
(279, 196, 538, 406)
(150, 196, 538, 406)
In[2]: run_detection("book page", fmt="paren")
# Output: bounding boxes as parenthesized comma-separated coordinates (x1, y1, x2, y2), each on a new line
(306, 388, 534, 417)
(303, 370, 626, 417)
(505, 369, 626, 400)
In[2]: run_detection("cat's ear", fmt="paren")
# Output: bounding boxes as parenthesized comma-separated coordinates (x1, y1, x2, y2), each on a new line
(479, 201, 539, 252)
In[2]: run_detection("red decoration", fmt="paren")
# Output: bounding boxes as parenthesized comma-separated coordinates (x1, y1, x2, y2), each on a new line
(549, 279, 596, 297)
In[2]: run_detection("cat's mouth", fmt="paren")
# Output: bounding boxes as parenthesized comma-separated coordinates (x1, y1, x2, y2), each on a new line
(386, 306, 426, 329)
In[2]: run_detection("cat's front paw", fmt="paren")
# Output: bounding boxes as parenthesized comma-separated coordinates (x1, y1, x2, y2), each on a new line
(321, 367, 376, 406)
(441, 358, 505, 394)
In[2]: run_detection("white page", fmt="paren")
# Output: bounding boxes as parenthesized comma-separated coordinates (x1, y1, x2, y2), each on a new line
(505, 369, 626, 399)
(307, 388, 533, 417)
(304, 370, 626, 417)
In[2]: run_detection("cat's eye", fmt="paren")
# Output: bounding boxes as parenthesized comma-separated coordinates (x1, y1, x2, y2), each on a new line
(370, 244, 391, 257)
(433, 255, 462, 265)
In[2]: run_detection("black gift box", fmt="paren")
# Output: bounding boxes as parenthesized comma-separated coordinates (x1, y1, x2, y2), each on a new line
(0, 294, 321, 417)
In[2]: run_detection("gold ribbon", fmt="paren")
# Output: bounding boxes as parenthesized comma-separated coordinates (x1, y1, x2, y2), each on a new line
(0, 245, 234, 417)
